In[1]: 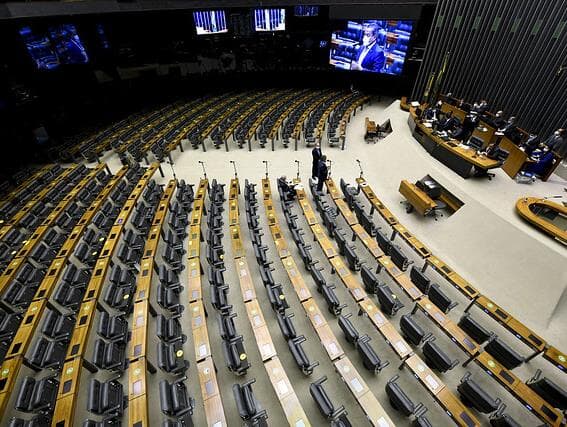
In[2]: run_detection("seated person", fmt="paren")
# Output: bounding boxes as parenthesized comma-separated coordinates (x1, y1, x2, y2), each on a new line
(523, 145, 556, 177)
(457, 98, 472, 112)
(436, 111, 459, 133)
(498, 116, 517, 134)
(485, 110, 506, 129)
(522, 134, 540, 156)
(453, 112, 479, 142)
(423, 101, 443, 121)
(278, 176, 296, 201)
(472, 99, 489, 115)
(544, 128, 567, 154)
(480, 141, 500, 159)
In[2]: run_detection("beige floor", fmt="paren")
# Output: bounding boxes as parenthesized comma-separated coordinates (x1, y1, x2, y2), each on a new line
(59, 96, 567, 427)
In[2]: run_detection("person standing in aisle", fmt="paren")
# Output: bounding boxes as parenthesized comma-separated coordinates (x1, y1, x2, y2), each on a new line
(312, 142, 322, 181)
(317, 155, 329, 192)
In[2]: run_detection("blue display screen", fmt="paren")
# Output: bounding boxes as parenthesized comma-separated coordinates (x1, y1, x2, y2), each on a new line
(330, 20, 414, 75)
(194, 10, 228, 35)
(294, 6, 319, 17)
(254, 8, 286, 32)
(19, 26, 60, 70)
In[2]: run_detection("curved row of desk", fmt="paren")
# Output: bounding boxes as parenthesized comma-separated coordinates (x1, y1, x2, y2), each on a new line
(50, 163, 159, 426)
(262, 178, 398, 426)
(516, 197, 567, 245)
(229, 177, 311, 426)
(338, 177, 565, 426)
(296, 179, 480, 427)
(0, 164, 129, 415)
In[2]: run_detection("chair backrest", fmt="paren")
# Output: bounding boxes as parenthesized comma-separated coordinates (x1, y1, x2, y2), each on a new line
(485, 337, 524, 370)
(400, 315, 427, 346)
(458, 373, 501, 413)
(410, 266, 431, 294)
(458, 313, 492, 344)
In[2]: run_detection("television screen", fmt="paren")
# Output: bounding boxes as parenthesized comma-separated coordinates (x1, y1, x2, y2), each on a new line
(48, 24, 89, 64)
(194, 10, 228, 35)
(329, 20, 413, 75)
(19, 26, 59, 70)
(254, 8, 286, 32)
(294, 6, 319, 17)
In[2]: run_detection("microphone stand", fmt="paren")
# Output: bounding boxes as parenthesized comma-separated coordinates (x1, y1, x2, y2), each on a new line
(356, 159, 364, 178)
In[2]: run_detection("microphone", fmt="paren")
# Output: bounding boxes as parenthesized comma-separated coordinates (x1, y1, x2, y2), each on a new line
(198, 161, 207, 179)
(230, 160, 237, 178)
(294, 160, 300, 179)
(262, 160, 269, 178)
(356, 159, 364, 177)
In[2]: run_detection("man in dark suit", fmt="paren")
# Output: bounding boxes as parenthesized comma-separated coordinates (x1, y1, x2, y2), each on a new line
(437, 111, 459, 132)
(312, 143, 322, 181)
(351, 23, 385, 73)
(317, 155, 329, 192)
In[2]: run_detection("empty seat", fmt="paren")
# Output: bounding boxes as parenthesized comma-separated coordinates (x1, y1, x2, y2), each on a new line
(163, 246, 184, 272)
(288, 336, 319, 375)
(297, 244, 313, 271)
(7, 415, 50, 427)
(97, 312, 128, 341)
(53, 281, 85, 311)
(489, 412, 522, 427)
(74, 242, 98, 267)
(26, 336, 66, 371)
(92, 339, 127, 372)
(15, 376, 59, 415)
(159, 377, 194, 418)
(338, 313, 360, 346)
(0, 308, 22, 341)
(116, 242, 140, 267)
(310, 376, 349, 422)
(428, 283, 458, 313)
(389, 244, 412, 271)
(87, 378, 127, 416)
(458, 313, 492, 344)
(376, 283, 404, 316)
(158, 341, 190, 375)
(410, 266, 431, 294)
(41, 309, 74, 340)
(320, 283, 346, 316)
(457, 372, 502, 413)
(222, 335, 250, 375)
(2, 280, 37, 309)
(233, 379, 268, 425)
(400, 315, 431, 346)
(157, 314, 186, 343)
(422, 338, 459, 372)
(527, 369, 567, 410)
(357, 335, 389, 373)
(267, 284, 289, 313)
(361, 264, 379, 294)
(276, 312, 297, 340)
(385, 375, 426, 417)
(104, 282, 135, 313)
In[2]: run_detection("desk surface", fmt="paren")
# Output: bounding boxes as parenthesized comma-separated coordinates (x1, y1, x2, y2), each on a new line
(516, 197, 567, 245)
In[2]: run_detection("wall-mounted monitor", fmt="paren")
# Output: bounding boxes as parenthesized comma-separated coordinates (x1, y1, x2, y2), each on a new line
(294, 6, 319, 17)
(48, 24, 89, 64)
(254, 8, 286, 32)
(194, 10, 228, 35)
(329, 19, 413, 75)
(19, 26, 60, 70)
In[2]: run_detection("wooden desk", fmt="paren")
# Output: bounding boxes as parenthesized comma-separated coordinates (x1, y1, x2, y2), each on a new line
(298, 198, 318, 226)
(311, 223, 338, 258)
(473, 295, 546, 353)
(335, 198, 358, 225)
(302, 298, 328, 329)
(351, 224, 384, 259)
(230, 225, 246, 259)
(0, 357, 22, 411)
(269, 224, 291, 258)
(236, 259, 257, 302)
(356, 177, 399, 225)
(132, 300, 149, 330)
(516, 197, 567, 245)
(246, 300, 277, 361)
(129, 395, 150, 427)
(329, 256, 367, 302)
(187, 258, 203, 302)
(325, 178, 341, 200)
(52, 393, 77, 427)
(399, 180, 437, 216)
(334, 357, 396, 427)
(425, 255, 479, 300)
(544, 346, 567, 373)
(436, 387, 481, 427)
(135, 258, 153, 302)
(378, 257, 423, 301)
(187, 225, 202, 259)
(315, 323, 344, 361)
(264, 357, 311, 427)
(499, 137, 534, 178)
(391, 223, 431, 259)
(282, 256, 312, 302)
(6, 299, 46, 359)
(128, 358, 148, 400)
(198, 356, 228, 427)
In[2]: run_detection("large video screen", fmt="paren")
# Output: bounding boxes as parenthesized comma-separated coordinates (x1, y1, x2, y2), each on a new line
(194, 10, 228, 35)
(329, 20, 413, 75)
(48, 24, 89, 64)
(19, 26, 60, 70)
(294, 6, 319, 17)
(254, 8, 286, 32)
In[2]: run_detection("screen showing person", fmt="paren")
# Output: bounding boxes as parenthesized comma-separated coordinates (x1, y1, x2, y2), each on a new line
(19, 26, 60, 70)
(194, 10, 228, 35)
(254, 8, 286, 32)
(294, 6, 319, 17)
(329, 19, 414, 75)
(48, 24, 89, 64)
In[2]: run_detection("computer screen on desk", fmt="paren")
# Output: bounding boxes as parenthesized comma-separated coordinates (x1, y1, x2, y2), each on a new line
(329, 19, 413, 75)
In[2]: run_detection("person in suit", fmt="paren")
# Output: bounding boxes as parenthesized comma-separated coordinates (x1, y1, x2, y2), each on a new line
(424, 101, 443, 121)
(473, 99, 489, 116)
(278, 176, 296, 201)
(453, 112, 479, 142)
(311, 143, 322, 181)
(524, 146, 556, 177)
(350, 23, 385, 73)
(436, 111, 459, 132)
(317, 155, 329, 192)
(544, 129, 566, 150)
(485, 110, 506, 129)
